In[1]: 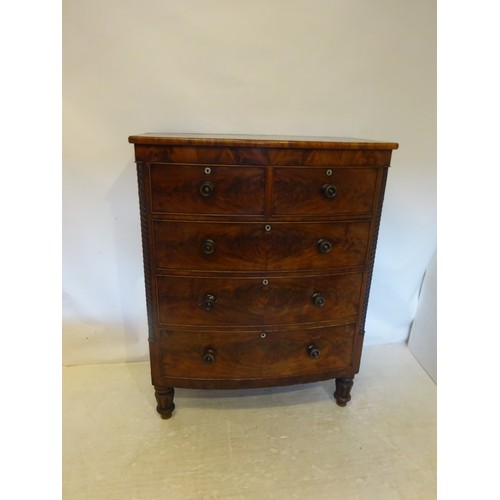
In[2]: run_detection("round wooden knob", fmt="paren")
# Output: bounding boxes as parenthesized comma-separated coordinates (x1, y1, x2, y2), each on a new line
(203, 348, 216, 364)
(202, 294, 217, 311)
(199, 181, 215, 197)
(321, 184, 337, 199)
(308, 345, 320, 359)
(312, 292, 326, 308)
(317, 238, 332, 254)
(201, 239, 216, 255)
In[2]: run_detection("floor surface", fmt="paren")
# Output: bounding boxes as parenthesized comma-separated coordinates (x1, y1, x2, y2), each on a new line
(63, 343, 436, 499)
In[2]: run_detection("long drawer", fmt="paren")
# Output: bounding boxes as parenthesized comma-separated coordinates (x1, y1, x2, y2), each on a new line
(158, 324, 356, 380)
(156, 272, 363, 327)
(153, 220, 371, 272)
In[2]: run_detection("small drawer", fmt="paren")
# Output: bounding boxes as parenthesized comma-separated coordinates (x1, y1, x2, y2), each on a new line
(158, 324, 356, 380)
(272, 166, 378, 216)
(156, 273, 363, 327)
(150, 163, 266, 215)
(153, 221, 267, 271)
(264, 221, 370, 271)
(153, 220, 370, 272)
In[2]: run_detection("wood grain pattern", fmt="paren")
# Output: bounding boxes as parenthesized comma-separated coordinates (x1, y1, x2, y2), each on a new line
(159, 324, 356, 380)
(153, 220, 371, 272)
(273, 167, 378, 216)
(132, 145, 393, 167)
(150, 163, 266, 215)
(156, 273, 363, 327)
(129, 133, 399, 150)
(130, 133, 398, 416)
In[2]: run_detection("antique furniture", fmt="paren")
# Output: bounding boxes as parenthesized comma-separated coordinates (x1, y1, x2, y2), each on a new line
(128, 133, 398, 419)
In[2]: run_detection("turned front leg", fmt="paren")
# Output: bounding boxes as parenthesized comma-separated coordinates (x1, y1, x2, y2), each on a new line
(154, 386, 175, 419)
(334, 377, 354, 406)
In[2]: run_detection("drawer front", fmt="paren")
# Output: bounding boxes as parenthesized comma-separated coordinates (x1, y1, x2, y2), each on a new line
(159, 324, 356, 380)
(150, 163, 266, 215)
(264, 221, 370, 271)
(273, 167, 378, 216)
(153, 220, 371, 272)
(156, 273, 362, 327)
(153, 221, 267, 271)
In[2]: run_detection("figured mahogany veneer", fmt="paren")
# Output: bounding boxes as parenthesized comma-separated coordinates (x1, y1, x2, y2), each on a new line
(150, 163, 266, 215)
(158, 324, 356, 382)
(273, 166, 379, 216)
(129, 133, 398, 419)
(156, 272, 363, 327)
(153, 219, 371, 272)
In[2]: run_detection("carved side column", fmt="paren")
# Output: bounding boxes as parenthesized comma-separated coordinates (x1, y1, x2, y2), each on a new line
(136, 161, 156, 343)
(334, 377, 354, 407)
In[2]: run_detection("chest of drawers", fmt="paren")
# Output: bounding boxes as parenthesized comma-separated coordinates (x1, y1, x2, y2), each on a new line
(128, 133, 398, 419)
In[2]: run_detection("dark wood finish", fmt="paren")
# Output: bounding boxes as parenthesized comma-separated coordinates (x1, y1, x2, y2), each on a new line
(273, 167, 378, 216)
(334, 377, 354, 407)
(156, 273, 363, 327)
(150, 163, 266, 216)
(159, 324, 356, 380)
(136, 162, 156, 342)
(153, 220, 371, 272)
(154, 386, 175, 419)
(132, 144, 393, 167)
(129, 133, 398, 418)
(128, 133, 398, 150)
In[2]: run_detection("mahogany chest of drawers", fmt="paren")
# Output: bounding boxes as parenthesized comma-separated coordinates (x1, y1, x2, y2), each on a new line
(128, 133, 398, 419)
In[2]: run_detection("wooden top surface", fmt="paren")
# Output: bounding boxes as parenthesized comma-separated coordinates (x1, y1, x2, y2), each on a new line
(128, 133, 399, 150)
